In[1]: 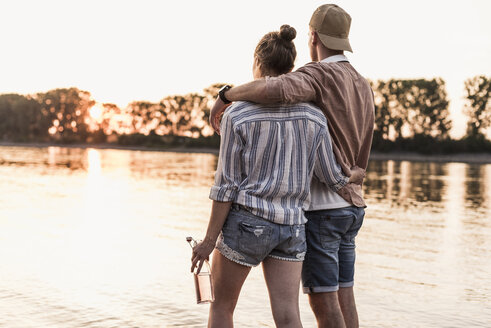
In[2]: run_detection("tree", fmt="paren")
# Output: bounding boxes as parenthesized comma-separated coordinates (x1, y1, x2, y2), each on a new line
(0, 94, 46, 141)
(202, 83, 230, 130)
(372, 78, 451, 141)
(464, 75, 491, 139)
(100, 103, 124, 135)
(400, 78, 451, 139)
(157, 93, 210, 137)
(125, 101, 159, 135)
(372, 79, 411, 140)
(371, 80, 396, 141)
(37, 88, 94, 143)
(11, 95, 46, 141)
(0, 94, 27, 140)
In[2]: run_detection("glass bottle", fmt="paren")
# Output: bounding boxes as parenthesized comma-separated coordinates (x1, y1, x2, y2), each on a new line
(186, 236, 214, 304)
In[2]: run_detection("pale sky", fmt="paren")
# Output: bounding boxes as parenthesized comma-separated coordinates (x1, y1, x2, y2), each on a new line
(1, 0, 490, 137)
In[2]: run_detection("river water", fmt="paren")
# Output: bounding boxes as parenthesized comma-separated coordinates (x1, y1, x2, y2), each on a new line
(0, 146, 490, 327)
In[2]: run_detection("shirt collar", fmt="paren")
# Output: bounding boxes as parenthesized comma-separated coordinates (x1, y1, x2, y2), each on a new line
(320, 54, 349, 64)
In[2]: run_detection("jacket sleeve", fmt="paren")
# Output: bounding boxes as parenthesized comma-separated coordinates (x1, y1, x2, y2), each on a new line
(265, 64, 318, 104)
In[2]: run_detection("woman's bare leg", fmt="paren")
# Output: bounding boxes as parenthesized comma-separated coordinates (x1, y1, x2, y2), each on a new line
(208, 249, 252, 328)
(262, 257, 303, 328)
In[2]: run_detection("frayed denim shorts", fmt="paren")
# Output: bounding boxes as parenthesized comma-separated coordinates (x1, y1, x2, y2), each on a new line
(216, 205, 307, 267)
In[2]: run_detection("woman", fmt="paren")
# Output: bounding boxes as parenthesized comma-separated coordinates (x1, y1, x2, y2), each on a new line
(191, 25, 363, 328)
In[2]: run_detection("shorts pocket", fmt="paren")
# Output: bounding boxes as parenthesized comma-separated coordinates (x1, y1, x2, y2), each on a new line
(238, 221, 272, 257)
(319, 216, 352, 250)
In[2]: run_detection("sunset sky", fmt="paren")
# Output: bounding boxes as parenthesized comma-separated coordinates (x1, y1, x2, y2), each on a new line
(1, 0, 490, 138)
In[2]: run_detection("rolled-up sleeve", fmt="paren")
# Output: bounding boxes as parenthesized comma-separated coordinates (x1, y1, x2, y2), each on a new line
(209, 110, 243, 202)
(313, 129, 349, 192)
(265, 65, 317, 104)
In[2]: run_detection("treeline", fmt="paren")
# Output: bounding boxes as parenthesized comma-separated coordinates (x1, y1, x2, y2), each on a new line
(370, 75, 491, 153)
(0, 76, 489, 154)
(0, 84, 226, 148)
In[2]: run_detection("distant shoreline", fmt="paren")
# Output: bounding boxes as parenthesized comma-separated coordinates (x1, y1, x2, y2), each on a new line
(1, 141, 490, 164)
(0, 141, 220, 155)
(369, 151, 491, 164)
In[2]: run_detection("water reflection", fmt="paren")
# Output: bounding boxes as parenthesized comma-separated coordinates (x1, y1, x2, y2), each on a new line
(0, 147, 490, 327)
(125, 150, 218, 186)
(364, 160, 491, 210)
(0, 146, 86, 171)
(465, 165, 486, 208)
(438, 163, 464, 301)
(87, 148, 101, 176)
(359, 159, 491, 327)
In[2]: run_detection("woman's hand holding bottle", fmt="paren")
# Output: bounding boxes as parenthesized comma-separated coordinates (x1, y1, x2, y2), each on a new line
(190, 236, 216, 274)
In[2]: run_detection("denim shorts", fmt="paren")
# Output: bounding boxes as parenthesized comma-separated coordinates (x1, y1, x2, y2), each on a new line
(302, 206, 365, 293)
(216, 205, 307, 267)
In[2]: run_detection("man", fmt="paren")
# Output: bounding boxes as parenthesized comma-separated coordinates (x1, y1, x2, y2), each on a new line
(209, 4, 374, 328)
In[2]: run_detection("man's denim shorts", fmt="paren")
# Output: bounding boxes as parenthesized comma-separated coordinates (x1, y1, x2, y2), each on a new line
(216, 205, 307, 267)
(302, 206, 365, 293)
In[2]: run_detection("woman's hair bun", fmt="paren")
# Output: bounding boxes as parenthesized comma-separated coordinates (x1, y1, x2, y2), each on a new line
(279, 24, 296, 42)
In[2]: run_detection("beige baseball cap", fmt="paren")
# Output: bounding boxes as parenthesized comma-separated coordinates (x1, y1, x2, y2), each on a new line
(309, 4, 353, 52)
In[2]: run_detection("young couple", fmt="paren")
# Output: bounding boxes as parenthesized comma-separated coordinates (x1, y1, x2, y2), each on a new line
(191, 4, 374, 328)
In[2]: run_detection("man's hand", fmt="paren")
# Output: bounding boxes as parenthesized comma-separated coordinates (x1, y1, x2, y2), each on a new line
(190, 238, 216, 274)
(209, 97, 231, 135)
(349, 166, 366, 185)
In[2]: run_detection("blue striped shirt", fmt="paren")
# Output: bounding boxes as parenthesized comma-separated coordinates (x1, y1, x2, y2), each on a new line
(209, 101, 348, 225)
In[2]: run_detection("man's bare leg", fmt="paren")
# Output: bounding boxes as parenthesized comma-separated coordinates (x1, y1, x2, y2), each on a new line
(208, 249, 251, 328)
(308, 292, 346, 328)
(338, 287, 358, 328)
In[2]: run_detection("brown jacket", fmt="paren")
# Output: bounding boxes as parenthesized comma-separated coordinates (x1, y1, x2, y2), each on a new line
(265, 60, 374, 207)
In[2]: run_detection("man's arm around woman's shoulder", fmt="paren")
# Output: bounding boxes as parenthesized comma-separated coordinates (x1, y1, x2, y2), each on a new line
(210, 67, 319, 133)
